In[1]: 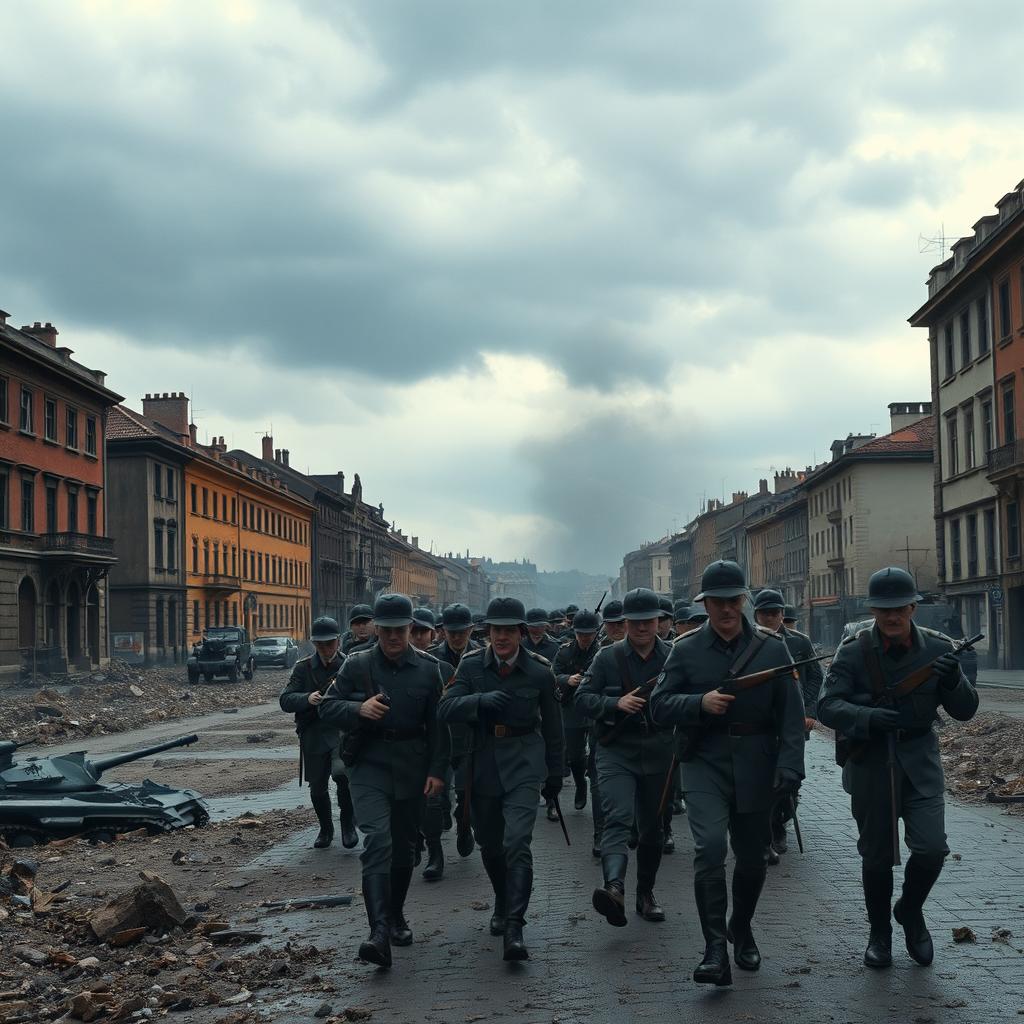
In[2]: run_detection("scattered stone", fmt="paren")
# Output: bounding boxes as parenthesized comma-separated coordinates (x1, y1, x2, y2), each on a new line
(108, 927, 147, 947)
(340, 1009, 373, 1022)
(220, 988, 252, 1005)
(77, 957, 101, 970)
(13, 946, 48, 967)
(89, 872, 188, 941)
(952, 926, 977, 943)
(209, 928, 265, 944)
(245, 731, 274, 743)
(992, 927, 1013, 944)
(97, 855, 116, 867)
(129, 684, 146, 698)
(315, 1003, 333, 1018)
(68, 991, 103, 1022)
(34, 703, 65, 718)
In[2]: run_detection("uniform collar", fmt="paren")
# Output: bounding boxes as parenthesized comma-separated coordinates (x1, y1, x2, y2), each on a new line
(374, 643, 418, 670)
(484, 646, 520, 672)
(703, 617, 751, 650)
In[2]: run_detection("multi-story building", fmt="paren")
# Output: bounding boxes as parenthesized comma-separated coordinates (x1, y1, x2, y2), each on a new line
(107, 397, 191, 664)
(620, 540, 671, 594)
(805, 407, 936, 647)
(742, 471, 809, 611)
(482, 558, 538, 608)
(912, 181, 1024, 667)
(450, 556, 492, 611)
(668, 532, 692, 599)
(0, 315, 121, 679)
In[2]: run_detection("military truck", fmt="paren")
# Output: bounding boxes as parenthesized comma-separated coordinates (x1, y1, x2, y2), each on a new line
(187, 626, 255, 684)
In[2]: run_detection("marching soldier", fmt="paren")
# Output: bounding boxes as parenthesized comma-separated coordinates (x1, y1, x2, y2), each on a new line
(411, 608, 437, 651)
(565, 604, 579, 628)
(438, 597, 564, 961)
(649, 561, 805, 986)
(552, 609, 602, 819)
(657, 597, 676, 641)
(576, 588, 675, 928)
(278, 616, 359, 849)
(430, 603, 481, 860)
(752, 589, 822, 859)
(685, 605, 709, 628)
(318, 594, 448, 969)
(547, 608, 567, 639)
(818, 567, 979, 970)
(523, 607, 560, 660)
(782, 605, 800, 628)
(599, 600, 627, 646)
(342, 604, 376, 655)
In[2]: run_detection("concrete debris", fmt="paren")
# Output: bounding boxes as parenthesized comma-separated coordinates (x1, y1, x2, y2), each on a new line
(89, 873, 188, 941)
(952, 926, 977, 943)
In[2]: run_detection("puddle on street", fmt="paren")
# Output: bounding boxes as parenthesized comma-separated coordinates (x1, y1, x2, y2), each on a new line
(206, 778, 311, 820)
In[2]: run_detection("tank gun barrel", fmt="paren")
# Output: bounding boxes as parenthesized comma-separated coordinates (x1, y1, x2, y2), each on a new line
(89, 734, 199, 773)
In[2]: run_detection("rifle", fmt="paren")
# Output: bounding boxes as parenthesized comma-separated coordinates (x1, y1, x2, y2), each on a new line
(603, 650, 831, 749)
(550, 794, 571, 846)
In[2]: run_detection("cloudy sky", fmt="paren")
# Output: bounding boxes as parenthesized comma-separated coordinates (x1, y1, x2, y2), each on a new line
(3, 1, 1022, 575)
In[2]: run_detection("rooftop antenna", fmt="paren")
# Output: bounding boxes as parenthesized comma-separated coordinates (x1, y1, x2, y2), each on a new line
(918, 223, 948, 258)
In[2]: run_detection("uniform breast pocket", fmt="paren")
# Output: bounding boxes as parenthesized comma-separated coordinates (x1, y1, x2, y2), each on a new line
(513, 686, 540, 713)
(404, 686, 431, 712)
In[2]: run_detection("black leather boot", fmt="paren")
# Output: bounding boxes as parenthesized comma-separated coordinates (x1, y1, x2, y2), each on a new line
(571, 761, 588, 810)
(503, 868, 532, 961)
(546, 799, 559, 822)
(423, 838, 445, 881)
(592, 853, 628, 927)
(481, 852, 508, 936)
(727, 868, 766, 971)
(894, 854, 943, 966)
(358, 875, 392, 968)
(591, 827, 602, 859)
(693, 879, 732, 986)
(455, 791, 475, 857)
(311, 791, 333, 849)
(862, 866, 894, 969)
(662, 814, 675, 855)
(389, 863, 414, 947)
(635, 843, 665, 922)
(337, 779, 359, 849)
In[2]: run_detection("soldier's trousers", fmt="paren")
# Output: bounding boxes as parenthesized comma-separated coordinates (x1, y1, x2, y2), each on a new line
(683, 789, 770, 883)
(422, 766, 452, 841)
(304, 747, 352, 820)
(471, 783, 539, 872)
(349, 784, 421, 877)
(588, 738, 604, 833)
(596, 751, 664, 857)
(849, 757, 948, 871)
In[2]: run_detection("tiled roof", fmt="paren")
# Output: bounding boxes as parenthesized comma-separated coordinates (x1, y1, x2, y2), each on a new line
(108, 405, 181, 444)
(849, 415, 934, 455)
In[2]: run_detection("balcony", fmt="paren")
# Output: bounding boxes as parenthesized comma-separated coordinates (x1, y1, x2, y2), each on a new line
(192, 573, 241, 591)
(0, 529, 115, 561)
(826, 508, 842, 524)
(826, 555, 845, 570)
(987, 440, 1024, 483)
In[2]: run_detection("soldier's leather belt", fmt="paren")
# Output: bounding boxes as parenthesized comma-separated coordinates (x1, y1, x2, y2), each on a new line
(373, 727, 426, 742)
(707, 722, 775, 737)
(895, 726, 932, 742)
(488, 724, 535, 738)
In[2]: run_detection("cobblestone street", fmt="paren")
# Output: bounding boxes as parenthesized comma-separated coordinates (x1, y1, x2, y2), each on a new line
(228, 732, 1024, 1024)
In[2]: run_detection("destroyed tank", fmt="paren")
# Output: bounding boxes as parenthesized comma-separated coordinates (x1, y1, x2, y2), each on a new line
(0, 733, 210, 846)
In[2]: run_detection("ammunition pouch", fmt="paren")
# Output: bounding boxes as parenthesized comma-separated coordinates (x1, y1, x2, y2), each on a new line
(339, 728, 366, 768)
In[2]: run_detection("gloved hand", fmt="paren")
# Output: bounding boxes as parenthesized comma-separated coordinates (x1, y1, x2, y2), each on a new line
(933, 652, 961, 690)
(869, 708, 901, 734)
(772, 767, 801, 796)
(478, 690, 513, 716)
(541, 775, 563, 800)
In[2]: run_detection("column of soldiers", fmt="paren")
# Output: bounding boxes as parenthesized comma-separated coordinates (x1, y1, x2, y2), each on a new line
(276, 560, 977, 984)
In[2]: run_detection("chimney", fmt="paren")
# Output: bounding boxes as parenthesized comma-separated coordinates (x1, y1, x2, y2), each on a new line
(0, 309, 8, 327)
(336, 471, 345, 496)
(143, 391, 190, 440)
(274, 448, 281, 463)
(262, 434, 274, 461)
(282, 449, 289, 467)
(412, 536, 419, 549)
(758, 479, 769, 496)
(888, 401, 933, 433)
(21, 321, 58, 347)
(189, 423, 197, 445)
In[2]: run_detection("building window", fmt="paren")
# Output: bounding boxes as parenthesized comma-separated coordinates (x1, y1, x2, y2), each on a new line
(154, 523, 164, 569)
(156, 597, 165, 647)
(213, 542, 220, 575)
(85, 417, 96, 456)
(214, 600, 221, 627)
(960, 308, 971, 365)
(154, 465, 162, 498)
(45, 484, 57, 533)
(203, 539, 210, 574)
(985, 509, 997, 574)
(191, 537, 198, 573)
(1008, 502, 1021, 560)
(211, 490, 217, 520)
(946, 415, 959, 477)
(258, 552, 264, 582)
(205, 600, 211, 629)
(21, 477, 34, 531)
(168, 599, 177, 647)
(999, 278, 1012, 341)
(222, 494, 227, 521)
(20, 387, 33, 433)
(982, 399, 994, 458)
(964, 406, 975, 470)
(202, 487, 208, 516)
(66, 406, 78, 449)
(190, 483, 197, 513)
(967, 513, 979, 578)
(166, 467, 175, 500)
(232, 602, 238, 626)
(67, 488, 78, 532)
(231, 497, 236, 524)
(193, 600, 200, 631)
(978, 296, 989, 354)
(167, 526, 176, 571)
(1003, 382, 1016, 444)
(943, 322, 955, 377)
(231, 545, 237, 576)
(44, 398, 57, 441)
(950, 519, 962, 580)
(0, 376, 7, 423)
(87, 492, 97, 536)
(0, 471, 8, 528)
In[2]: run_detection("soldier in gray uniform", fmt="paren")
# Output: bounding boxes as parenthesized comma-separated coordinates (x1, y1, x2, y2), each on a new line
(753, 589, 822, 858)
(342, 604, 376, 655)
(657, 597, 676, 641)
(650, 561, 805, 986)
(547, 608, 566, 640)
(318, 594, 448, 969)
(430, 603, 481, 859)
(599, 600, 626, 646)
(438, 597, 564, 961)
(410, 607, 437, 651)
(278, 616, 358, 849)
(576, 588, 674, 927)
(552, 608, 602, 817)
(523, 607, 560, 661)
(818, 567, 979, 970)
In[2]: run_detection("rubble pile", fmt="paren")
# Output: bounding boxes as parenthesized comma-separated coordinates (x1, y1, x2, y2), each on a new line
(0, 809, 352, 1022)
(0, 662, 288, 746)
(939, 712, 1024, 811)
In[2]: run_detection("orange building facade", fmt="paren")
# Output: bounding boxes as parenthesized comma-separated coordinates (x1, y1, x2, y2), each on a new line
(184, 437, 313, 645)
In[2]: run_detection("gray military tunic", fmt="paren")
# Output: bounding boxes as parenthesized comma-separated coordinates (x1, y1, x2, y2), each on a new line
(817, 622, 978, 869)
(438, 645, 564, 870)
(552, 638, 599, 733)
(279, 651, 344, 783)
(780, 626, 823, 719)
(318, 644, 449, 875)
(649, 620, 806, 881)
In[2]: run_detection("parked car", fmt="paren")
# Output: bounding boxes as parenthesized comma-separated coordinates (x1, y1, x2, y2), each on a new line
(187, 626, 255, 684)
(252, 635, 299, 669)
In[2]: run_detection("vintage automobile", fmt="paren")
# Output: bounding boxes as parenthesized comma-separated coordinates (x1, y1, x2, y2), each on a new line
(252, 635, 300, 669)
(187, 626, 255, 684)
